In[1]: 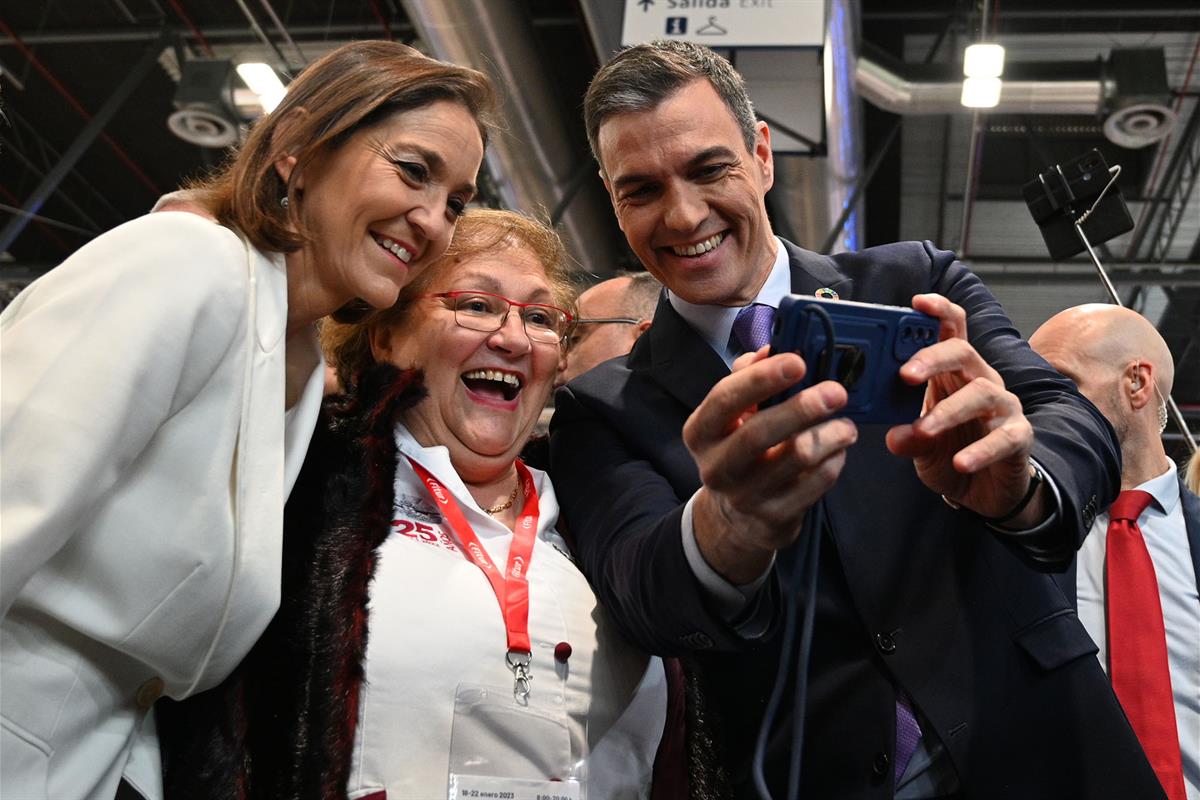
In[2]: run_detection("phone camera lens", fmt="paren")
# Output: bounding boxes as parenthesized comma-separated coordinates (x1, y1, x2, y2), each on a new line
(836, 346, 867, 390)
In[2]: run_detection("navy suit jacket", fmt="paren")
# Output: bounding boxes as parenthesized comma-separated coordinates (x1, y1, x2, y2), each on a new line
(550, 240, 1164, 799)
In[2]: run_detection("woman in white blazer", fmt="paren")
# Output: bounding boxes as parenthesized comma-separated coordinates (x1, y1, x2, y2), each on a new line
(0, 41, 495, 800)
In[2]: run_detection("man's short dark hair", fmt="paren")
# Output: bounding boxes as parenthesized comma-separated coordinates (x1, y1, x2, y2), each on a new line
(583, 40, 757, 171)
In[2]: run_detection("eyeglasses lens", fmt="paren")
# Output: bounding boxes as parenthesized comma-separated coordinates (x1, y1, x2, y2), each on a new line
(451, 293, 567, 344)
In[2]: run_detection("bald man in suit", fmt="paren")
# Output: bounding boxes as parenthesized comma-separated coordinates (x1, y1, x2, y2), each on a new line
(1031, 304, 1199, 800)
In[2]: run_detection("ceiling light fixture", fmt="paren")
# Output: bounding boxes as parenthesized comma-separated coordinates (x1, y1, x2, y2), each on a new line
(236, 62, 286, 113)
(961, 43, 1005, 109)
(963, 43, 1005, 79)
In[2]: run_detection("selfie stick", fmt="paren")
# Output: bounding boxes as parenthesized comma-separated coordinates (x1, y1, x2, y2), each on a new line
(1070, 167, 1197, 455)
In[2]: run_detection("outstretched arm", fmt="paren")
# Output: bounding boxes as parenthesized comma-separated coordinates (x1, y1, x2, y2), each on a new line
(886, 243, 1120, 565)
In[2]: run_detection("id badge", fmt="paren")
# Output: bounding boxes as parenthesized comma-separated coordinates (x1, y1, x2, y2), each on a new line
(447, 684, 583, 800)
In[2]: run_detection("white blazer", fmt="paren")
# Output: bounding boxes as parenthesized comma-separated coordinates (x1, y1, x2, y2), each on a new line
(0, 213, 324, 800)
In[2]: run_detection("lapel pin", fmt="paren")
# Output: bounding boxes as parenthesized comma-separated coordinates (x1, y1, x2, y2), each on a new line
(815, 288, 839, 300)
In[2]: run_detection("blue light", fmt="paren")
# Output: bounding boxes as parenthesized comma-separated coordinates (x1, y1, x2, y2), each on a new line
(829, 0, 860, 252)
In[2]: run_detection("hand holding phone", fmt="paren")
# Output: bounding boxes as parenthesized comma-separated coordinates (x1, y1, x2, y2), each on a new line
(767, 295, 939, 424)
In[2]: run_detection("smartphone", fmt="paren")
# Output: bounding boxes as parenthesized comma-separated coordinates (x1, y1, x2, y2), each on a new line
(766, 295, 939, 424)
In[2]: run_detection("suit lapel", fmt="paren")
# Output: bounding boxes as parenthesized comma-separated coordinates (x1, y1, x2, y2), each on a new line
(782, 239, 855, 299)
(629, 295, 729, 413)
(204, 243, 290, 691)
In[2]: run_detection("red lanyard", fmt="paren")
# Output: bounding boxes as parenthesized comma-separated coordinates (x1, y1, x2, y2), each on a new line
(406, 456, 540, 695)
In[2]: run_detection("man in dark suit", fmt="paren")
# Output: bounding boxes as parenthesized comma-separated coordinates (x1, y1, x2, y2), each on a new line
(1031, 304, 1199, 800)
(550, 40, 1164, 798)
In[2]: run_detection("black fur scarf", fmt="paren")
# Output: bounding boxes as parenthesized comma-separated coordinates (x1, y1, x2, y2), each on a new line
(158, 363, 426, 800)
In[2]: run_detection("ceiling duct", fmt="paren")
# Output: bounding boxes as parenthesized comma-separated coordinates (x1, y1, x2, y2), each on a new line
(400, 0, 623, 278)
(856, 47, 1176, 149)
(1102, 49, 1176, 149)
(168, 59, 241, 148)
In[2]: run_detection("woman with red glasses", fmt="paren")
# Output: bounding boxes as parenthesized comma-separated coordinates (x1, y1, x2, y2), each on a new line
(161, 208, 668, 800)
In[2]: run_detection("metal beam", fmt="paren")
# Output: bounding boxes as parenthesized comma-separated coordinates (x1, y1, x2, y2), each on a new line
(820, 123, 899, 254)
(968, 263, 1200, 286)
(1127, 95, 1200, 260)
(0, 30, 168, 254)
(863, 8, 1200, 21)
(0, 23, 412, 46)
(0, 135, 105, 234)
(2, 107, 129, 226)
(0, 203, 97, 237)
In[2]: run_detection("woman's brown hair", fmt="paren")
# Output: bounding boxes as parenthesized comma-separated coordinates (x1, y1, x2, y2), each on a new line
(322, 208, 575, 391)
(188, 41, 497, 253)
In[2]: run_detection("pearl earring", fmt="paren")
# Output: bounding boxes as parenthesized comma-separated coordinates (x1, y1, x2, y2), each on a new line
(280, 196, 289, 209)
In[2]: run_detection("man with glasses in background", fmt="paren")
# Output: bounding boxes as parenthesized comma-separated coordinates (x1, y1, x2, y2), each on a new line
(558, 271, 662, 386)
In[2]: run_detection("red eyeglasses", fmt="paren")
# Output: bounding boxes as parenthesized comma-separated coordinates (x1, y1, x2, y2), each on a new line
(423, 291, 574, 344)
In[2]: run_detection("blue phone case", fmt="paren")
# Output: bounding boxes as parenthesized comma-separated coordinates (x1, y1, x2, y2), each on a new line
(767, 295, 939, 424)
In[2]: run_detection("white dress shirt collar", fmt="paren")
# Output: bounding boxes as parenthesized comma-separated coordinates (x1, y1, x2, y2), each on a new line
(666, 237, 793, 368)
(1136, 461, 1181, 520)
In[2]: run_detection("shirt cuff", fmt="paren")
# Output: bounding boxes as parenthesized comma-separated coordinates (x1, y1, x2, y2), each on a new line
(680, 491, 774, 617)
(985, 457, 1062, 536)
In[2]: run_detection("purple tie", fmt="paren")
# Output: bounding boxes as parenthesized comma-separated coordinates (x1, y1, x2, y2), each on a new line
(894, 692, 923, 782)
(731, 303, 775, 354)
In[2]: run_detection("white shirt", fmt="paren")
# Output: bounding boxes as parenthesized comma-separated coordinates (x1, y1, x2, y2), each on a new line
(1078, 463, 1200, 800)
(345, 426, 667, 799)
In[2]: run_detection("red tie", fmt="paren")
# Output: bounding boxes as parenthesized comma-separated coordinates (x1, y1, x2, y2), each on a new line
(1106, 489, 1187, 800)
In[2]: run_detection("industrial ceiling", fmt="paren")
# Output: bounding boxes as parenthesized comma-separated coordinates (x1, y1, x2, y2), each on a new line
(2, 0, 1198, 456)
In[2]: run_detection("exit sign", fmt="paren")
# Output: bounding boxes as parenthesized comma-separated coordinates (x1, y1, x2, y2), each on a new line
(622, 0, 825, 48)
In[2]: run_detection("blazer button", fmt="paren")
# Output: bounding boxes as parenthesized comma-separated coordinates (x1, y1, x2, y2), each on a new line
(875, 632, 897, 654)
(680, 631, 714, 650)
(1082, 495, 1098, 529)
(872, 751, 890, 778)
(136, 677, 165, 710)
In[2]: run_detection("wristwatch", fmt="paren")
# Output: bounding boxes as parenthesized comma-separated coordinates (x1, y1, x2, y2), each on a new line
(941, 459, 1045, 526)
